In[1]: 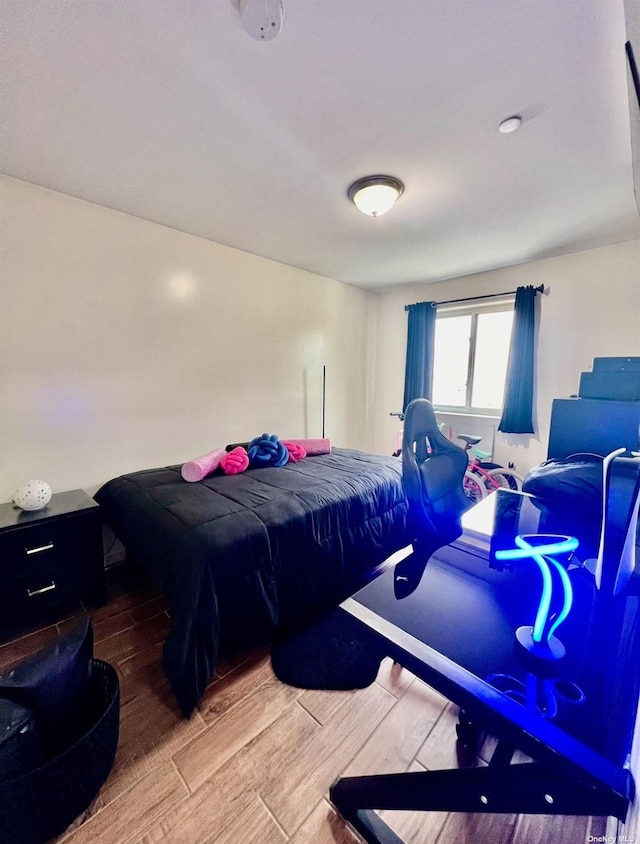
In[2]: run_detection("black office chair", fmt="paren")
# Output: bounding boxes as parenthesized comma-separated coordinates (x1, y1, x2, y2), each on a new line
(395, 399, 469, 595)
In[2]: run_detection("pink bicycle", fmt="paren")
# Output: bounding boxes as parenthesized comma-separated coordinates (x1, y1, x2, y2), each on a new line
(390, 413, 523, 505)
(390, 410, 405, 457)
(457, 434, 524, 504)
(390, 410, 445, 457)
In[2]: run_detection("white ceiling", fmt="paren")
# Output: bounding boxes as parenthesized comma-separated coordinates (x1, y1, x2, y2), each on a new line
(2, 0, 639, 289)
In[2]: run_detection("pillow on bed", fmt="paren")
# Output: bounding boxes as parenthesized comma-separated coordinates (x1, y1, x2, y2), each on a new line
(0, 619, 94, 756)
(248, 434, 289, 468)
(286, 438, 331, 456)
(283, 441, 306, 462)
(181, 448, 226, 482)
(221, 446, 250, 475)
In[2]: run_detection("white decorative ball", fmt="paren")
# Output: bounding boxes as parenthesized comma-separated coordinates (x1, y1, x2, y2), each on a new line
(12, 480, 53, 511)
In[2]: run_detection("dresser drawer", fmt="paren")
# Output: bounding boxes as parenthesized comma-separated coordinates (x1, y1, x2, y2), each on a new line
(0, 514, 98, 577)
(0, 564, 84, 618)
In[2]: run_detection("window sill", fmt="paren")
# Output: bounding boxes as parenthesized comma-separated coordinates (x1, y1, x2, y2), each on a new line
(434, 410, 500, 458)
(434, 408, 501, 421)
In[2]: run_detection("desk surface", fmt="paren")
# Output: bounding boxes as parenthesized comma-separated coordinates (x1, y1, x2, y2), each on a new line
(342, 490, 639, 805)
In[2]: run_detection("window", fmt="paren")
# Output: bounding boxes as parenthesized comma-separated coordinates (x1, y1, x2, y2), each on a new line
(432, 300, 514, 414)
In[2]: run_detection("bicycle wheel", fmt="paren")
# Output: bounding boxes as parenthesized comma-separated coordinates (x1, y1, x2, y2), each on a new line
(484, 467, 524, 492)
(463, 471, 486, 505)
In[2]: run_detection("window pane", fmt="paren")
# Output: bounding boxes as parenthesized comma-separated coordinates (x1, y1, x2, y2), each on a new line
(471, 310, 513, 409)
(432, 315, 472, 407)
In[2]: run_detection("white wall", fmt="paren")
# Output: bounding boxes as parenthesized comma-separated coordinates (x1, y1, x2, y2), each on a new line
(369, 239, 640, 475)
(3, 174, 639, 502)
(0, 176, 369, 501)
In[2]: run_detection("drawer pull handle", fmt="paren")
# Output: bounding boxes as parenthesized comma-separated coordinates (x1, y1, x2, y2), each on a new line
(25, 542, 54, 555)
(27, 581, 56, 597)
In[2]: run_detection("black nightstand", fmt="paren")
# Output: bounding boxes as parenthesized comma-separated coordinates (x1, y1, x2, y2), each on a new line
(0, 489, 106, 625)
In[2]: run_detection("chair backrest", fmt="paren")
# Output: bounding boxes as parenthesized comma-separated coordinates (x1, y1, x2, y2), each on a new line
(402, 398, 469, 542)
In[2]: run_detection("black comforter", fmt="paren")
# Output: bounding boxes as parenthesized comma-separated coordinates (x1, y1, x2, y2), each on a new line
(94, 448, 410, 714)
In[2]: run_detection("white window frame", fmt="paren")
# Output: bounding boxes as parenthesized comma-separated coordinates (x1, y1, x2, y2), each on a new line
(432, 295, 515, 416)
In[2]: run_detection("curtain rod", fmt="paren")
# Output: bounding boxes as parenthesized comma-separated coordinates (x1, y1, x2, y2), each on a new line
(405, 284, 544, 310)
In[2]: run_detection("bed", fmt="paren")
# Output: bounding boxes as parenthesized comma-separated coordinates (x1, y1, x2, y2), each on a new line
(94, 448, 411, 715)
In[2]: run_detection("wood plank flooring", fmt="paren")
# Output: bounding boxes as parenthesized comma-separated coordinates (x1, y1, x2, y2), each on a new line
(0, 564, 610, 844)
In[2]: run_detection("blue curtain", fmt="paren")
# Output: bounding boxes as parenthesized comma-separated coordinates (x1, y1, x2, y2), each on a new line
(402, 301, 437, 412)
(498, 285, 537, 434)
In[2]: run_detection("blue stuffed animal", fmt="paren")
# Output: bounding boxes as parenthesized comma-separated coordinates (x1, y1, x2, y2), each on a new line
(247, 433, 289, 468)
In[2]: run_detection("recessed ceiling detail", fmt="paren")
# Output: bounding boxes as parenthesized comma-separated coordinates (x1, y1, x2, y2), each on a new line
(498, 115, 522, 134)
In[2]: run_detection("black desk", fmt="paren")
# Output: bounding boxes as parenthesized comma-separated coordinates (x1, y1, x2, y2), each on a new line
(330, 491, 639, 844)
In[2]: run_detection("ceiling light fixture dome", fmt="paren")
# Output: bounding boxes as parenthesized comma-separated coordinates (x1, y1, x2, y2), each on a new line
(348, 175, 404, 217)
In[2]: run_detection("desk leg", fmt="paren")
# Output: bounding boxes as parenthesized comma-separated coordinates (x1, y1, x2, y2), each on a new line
(330, 761, 626, 844)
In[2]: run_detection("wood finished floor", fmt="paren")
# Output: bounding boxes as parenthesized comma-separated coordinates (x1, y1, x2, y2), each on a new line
(0, 564, 609, 844)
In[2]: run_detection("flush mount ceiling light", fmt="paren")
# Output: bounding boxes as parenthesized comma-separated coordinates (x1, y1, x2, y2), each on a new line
(348, 176, 404, 217)
(498, 115, 522, 134)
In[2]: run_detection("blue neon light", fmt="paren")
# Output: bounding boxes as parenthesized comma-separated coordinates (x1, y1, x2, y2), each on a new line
(494, 534, 577, 647)
(546, 556, 573, 641)
(494, 535, 578, 561)
(529, 550, 553, 643)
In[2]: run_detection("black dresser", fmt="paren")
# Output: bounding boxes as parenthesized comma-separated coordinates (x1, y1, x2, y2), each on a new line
(0, 489, 106, 625)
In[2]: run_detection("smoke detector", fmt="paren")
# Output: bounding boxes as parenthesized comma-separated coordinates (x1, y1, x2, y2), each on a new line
(239, 0, 284, 41)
